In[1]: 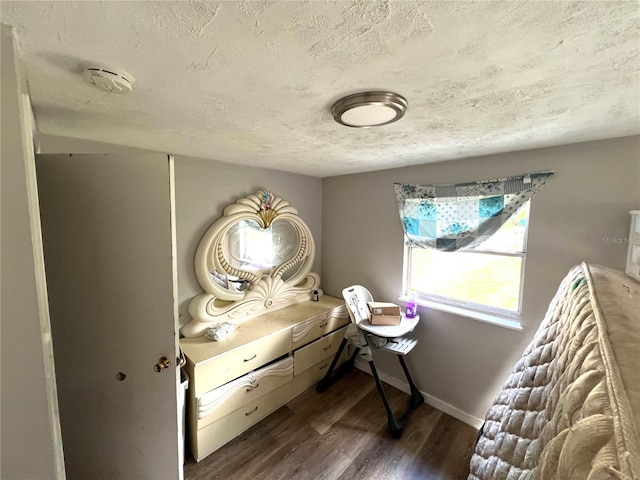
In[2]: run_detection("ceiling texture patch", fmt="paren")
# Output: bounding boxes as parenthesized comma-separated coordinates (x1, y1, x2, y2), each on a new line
(1, 0, 638, 177)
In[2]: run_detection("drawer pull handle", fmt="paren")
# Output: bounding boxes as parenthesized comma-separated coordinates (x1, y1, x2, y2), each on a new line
(319, 321, 328, 328)
(319, 363, 329, 370)
(244, 354, 257, 362)
(245, 383, 259, 392)
(323, 344, 332, 351)
(245, 406, 258, 416)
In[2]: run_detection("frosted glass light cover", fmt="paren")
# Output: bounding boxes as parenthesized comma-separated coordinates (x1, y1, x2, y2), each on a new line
(340, 104, 398, 127)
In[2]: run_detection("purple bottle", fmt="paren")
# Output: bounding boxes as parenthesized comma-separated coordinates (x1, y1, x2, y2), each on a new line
(405, 290, 417, 318)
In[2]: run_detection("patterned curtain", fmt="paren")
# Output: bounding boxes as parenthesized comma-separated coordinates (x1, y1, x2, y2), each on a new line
(394, 171, 554, 252)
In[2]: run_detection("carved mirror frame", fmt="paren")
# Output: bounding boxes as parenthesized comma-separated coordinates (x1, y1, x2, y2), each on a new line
(182, 190, 321, 337)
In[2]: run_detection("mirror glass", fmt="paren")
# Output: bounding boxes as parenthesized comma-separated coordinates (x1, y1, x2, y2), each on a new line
(223, 219, 300, 277)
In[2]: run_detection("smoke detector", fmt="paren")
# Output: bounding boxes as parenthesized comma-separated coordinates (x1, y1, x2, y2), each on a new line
(82, 64, 134, 94)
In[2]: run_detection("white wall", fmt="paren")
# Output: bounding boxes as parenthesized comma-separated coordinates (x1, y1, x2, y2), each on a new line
(173, 155, 323, 329)
(0, 25, 64, 480)
(321, 135, 640, 422)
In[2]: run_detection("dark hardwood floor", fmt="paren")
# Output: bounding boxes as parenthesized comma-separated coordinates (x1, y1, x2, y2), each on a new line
(184, 368, 478, 480)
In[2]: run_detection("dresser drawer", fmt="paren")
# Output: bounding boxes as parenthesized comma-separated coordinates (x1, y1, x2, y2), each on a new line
(193, 383, 292, 462)
(293, 326, 346, 375)
(197, 356, 293, 429)
(291, 305, 349, 349)
(292, 347, 349, 397)
(193, 329, 291, 396)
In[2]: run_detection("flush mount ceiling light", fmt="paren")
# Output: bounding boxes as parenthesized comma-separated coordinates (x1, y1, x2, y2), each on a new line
(332, 91, 408, 128)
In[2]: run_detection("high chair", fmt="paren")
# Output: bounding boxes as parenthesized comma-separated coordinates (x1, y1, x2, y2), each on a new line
(317, 285, 423, 438)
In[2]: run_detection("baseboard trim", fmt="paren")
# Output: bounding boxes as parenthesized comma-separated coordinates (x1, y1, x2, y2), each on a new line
(354, 359, 484, 430)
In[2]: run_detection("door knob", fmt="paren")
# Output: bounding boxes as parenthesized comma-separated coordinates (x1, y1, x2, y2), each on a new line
(154, 356, 171, 372)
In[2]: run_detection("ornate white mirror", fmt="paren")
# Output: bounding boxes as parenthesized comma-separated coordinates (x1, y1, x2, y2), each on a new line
(182, 190, 320, 337)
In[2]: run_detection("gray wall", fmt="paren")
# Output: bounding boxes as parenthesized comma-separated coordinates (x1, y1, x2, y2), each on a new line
(1, 25, 64, 479)
(173, 155, 323, 329)
(322, 135, 640, 421)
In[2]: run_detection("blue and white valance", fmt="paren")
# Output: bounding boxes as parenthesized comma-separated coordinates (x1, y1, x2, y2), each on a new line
(394, 171, 553, 252)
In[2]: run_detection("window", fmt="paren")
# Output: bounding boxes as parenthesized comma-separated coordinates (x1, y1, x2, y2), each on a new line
(403, 201, 530, 319)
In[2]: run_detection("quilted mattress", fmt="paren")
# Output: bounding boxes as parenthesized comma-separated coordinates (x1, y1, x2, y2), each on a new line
(468, 263, 640, 480)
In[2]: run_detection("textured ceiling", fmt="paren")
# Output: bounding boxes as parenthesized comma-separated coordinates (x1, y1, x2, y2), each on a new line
(2, 1, 639, 177)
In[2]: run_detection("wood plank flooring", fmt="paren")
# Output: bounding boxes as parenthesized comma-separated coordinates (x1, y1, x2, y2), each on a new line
(184, 369, 478, 480)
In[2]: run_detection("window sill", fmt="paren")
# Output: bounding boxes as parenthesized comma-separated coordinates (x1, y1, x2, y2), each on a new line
(398, 296, 523, 331)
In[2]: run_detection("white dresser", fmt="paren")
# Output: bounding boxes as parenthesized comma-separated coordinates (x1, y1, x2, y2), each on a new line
(180, 296, 349, 461)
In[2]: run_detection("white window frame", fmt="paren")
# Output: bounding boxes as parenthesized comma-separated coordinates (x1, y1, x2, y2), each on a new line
(401, 204, 530, 330)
